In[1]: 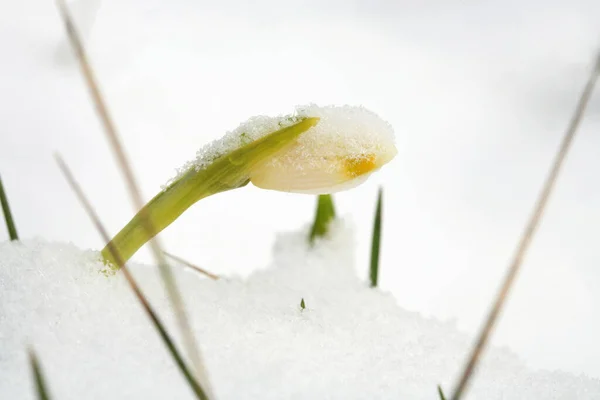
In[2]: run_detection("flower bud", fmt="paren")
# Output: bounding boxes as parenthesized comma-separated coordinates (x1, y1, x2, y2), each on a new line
(249, 104, 397, 194)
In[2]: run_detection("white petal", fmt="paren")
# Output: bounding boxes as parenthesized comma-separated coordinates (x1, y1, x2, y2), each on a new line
(250, 161, 374, 194)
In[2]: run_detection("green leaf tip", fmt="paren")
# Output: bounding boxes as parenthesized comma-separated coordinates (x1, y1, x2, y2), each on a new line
(309, 194, 336, 243)
(369, 187, 383, 288)
(101, 117, 319, 267)
(438, 385, 447, 400)
(28, 349, 52, 400)
(300, 298, 306, 310)
(0, 174, 19, 241)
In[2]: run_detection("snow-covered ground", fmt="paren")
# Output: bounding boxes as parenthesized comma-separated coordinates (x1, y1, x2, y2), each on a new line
(2, 0, 600, 397)
(3, 222, 600, 399)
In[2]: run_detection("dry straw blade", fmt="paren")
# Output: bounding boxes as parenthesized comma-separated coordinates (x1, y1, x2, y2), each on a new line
(164, 251, 220, 280)
(450, 52, 600, 400)
(55, 155, 210, 400)
(54, 1, 213, 396)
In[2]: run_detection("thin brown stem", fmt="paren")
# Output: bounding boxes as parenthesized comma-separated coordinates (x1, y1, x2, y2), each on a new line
(450, 53, 600, 400)
(54, 154, 209, 400)
(164, 252, 220, 280)
(55, 1, 213, 396)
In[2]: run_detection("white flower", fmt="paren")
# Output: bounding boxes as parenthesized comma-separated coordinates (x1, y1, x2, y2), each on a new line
(248, 104, 397, 194)
(106, 104, 396, 265)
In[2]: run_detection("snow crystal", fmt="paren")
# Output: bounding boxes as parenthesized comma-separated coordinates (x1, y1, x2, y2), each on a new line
(1, 221, 599, 399)
(162, 104, 396, 190)
(163, 114, 301, 189)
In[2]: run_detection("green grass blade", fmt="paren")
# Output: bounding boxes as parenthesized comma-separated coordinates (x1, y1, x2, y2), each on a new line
(438, 385, 447, 400)
(449, 53, 600, 400)
(309, 194, 336, 243)
(369, 187, 383, 287)
(28, 349, 52, 400)
(55, 155, 209, 400)
(0, 174, 19, 240)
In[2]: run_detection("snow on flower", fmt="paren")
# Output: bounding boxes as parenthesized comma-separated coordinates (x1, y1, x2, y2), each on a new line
(169, 104, 397, 194)
(248, 104, 397, 194)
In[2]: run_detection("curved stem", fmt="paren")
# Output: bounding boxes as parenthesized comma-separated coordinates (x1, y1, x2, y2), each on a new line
(101, 169, 239, 266)
(101, 117, 320, 266)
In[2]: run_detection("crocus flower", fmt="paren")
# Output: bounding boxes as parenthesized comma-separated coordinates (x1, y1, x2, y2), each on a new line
(101, 104, 396, 267)
(249, 104, 397, 194)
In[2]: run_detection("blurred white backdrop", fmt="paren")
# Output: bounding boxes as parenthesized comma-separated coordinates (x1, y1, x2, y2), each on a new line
(1, 0, 600, 379)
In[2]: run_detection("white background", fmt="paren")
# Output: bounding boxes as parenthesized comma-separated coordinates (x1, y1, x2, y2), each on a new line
(1, 0, 600, 379)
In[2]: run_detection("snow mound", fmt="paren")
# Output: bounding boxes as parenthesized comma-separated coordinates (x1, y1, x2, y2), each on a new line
(1, 220, 599, 399)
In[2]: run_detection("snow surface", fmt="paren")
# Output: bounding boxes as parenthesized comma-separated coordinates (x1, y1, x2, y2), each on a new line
(1, 220, 599, 399)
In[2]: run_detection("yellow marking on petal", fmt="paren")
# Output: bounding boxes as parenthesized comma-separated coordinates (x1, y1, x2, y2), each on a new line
(344, 154, 377, 178)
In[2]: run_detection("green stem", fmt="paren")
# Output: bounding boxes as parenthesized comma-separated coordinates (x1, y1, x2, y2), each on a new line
(101, 117, 320, 267)
(438, 385, 447, 400)
(309, 194, 336, 243)
(369, 187, 383, 287)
